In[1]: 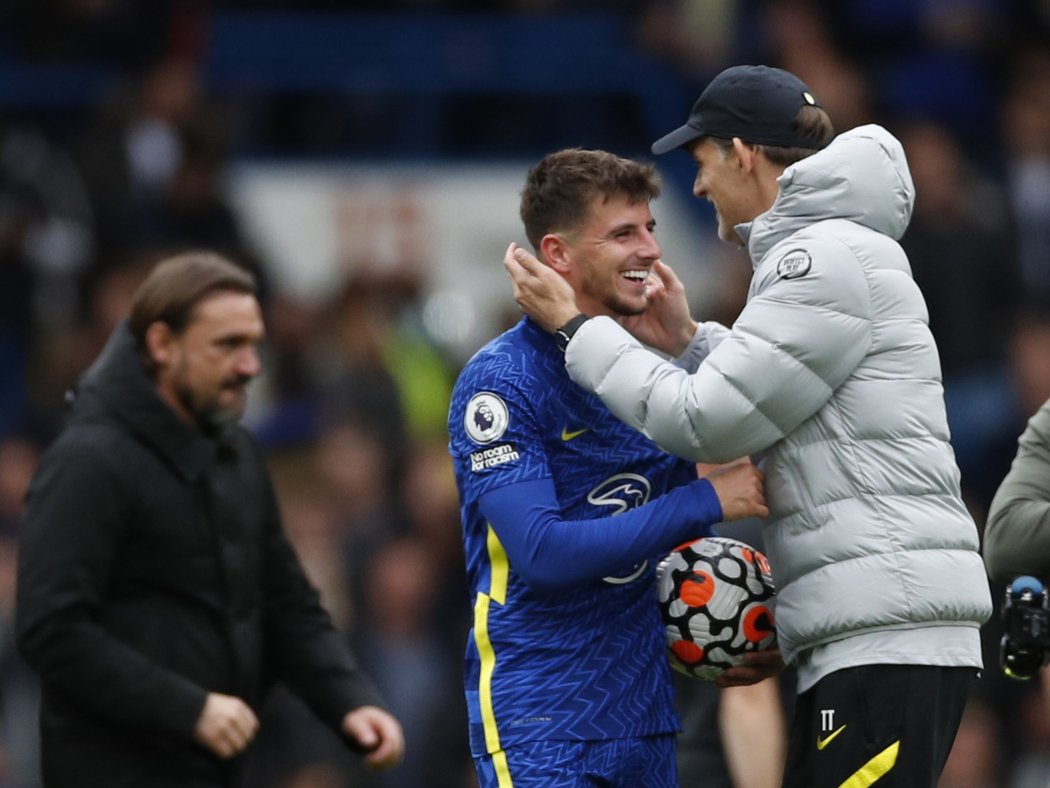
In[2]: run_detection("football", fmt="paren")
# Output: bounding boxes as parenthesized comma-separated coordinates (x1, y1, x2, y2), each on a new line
(657, 536, 777, 681)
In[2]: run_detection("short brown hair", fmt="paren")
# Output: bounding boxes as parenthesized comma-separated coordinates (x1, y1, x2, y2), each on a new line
(711, 105, 835, 167)
(128, 251, 257, 347)
(519, 148, 661, 251)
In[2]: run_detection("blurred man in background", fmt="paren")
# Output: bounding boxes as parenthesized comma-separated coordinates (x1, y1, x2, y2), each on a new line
(16, 251, 403, 787)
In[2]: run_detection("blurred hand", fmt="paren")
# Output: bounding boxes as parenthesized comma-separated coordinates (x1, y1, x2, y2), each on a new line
(715, 648, 785, 688)
(342, 705, 405, 771)
(621, 260, 698, 356)
(701, 458, 769, 522)
(193, 692, 259, 759)
(503, 243, 580, 332)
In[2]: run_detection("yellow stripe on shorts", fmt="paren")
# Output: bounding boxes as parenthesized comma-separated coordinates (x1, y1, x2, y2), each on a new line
(839, 740, 900, 788)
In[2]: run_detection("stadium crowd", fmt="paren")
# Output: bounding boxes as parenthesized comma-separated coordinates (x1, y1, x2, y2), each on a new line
(0, 1, 1049, 786)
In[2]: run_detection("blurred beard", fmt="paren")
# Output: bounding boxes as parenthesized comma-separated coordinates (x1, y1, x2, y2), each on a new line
(176, 380, 248, 434)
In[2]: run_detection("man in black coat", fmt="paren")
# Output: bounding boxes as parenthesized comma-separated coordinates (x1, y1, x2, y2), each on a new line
(16, 251, 404, 786)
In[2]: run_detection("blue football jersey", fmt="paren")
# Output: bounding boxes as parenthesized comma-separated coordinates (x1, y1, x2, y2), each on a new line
(448, 318, 704, 756)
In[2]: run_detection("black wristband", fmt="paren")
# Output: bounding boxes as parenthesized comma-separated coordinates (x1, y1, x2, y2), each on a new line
(554, 313, 590, 353)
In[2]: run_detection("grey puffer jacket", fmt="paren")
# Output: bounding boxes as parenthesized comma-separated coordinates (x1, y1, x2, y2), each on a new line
(565, 125, 992, 671)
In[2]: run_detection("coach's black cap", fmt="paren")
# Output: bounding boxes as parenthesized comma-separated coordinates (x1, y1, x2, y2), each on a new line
(651, 65, 825, 155)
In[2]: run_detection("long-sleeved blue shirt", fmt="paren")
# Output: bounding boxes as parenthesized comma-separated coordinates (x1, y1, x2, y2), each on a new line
(448, 317, 722, 757)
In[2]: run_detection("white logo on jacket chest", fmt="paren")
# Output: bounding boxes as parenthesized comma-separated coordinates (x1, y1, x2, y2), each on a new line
(777, 249, 812, 279)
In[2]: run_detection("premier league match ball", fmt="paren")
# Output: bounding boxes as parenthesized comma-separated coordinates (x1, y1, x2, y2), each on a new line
(657, 537, 777, 681)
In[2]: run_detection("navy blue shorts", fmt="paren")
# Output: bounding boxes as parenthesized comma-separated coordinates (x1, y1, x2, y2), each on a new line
(473, 734, 677, 788)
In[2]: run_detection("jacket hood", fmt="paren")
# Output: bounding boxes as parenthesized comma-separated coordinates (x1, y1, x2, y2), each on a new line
(70, 320, 220, 481)
(739, 124, 916, 262)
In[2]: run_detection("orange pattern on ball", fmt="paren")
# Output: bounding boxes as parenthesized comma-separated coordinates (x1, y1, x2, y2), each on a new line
(672, 640, 703, 664)
(680, 573, 715, 607)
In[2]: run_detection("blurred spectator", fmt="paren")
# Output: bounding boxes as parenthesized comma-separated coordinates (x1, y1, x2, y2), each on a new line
(313, 417, 406, 627)
(637, 0, 741, 81)
(821, 0, 1008, 145)
(899, 119, 1020, 379)
(761, 0, 876, 132)
(640, 0, 878, 133)
(395, 436, 471, 686)
(296, 267, 455, 470)
(0, 122, 96, 440)
(75, 56, 246, 269)
(248, 292, 328, 448)
(381, 311, 456, 447)
(888, 119, 1024, 511)
(356, 535, 464, 788)
(312, 273, 412, 454)
(0, 436, 41, 787)
(1001, 46, 1050, 308)
(276, 464, 356, 633)
(1010, 309, 1050, 421)
(143, 122, 251, 259)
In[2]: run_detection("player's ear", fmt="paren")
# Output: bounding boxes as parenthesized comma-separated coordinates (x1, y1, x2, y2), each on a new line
(732, 137, 757, 172)
(145, 321, 176, 369)
(539, 233, 571, 274)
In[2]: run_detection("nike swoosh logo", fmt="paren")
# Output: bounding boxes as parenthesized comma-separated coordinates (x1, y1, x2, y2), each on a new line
(561, 427, 588, 441)
(817, 724, 846, 750)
